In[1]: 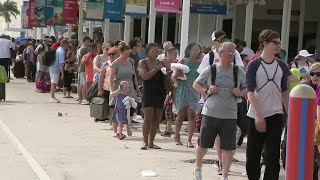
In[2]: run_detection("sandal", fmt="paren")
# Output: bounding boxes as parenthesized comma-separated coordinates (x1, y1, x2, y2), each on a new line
(117, 134, 126, 140)
(141, 144, 148, 150)
(67, 96, 73, 98)
(174, 135, 183, 146)
(148, 144, 161, 149)
(187, 142, 195, 148)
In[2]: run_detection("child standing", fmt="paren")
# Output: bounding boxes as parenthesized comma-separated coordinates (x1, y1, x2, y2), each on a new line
(63, 50, 76, 98)
(112, 81, 137, 140)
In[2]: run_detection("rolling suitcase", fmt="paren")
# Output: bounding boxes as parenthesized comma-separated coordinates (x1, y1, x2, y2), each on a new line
(90, 97, 109, 122)
(13, 60, 25, 79)
(0, 83, 5, 101)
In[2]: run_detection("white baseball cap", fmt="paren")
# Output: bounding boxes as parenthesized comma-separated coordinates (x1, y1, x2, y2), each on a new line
(298, 50, 313, 57)
(211, 31, 226, 41)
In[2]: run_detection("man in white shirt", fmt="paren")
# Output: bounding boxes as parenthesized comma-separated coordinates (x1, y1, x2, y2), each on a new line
(157, 41, 180, 61)
(197, 31, 244, 74)
(0, 34, 13, 82)
(239, 40, 255, 59)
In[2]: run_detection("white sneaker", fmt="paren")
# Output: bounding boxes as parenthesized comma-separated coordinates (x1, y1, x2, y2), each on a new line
(50, 98, 61, 103)
(81, 100, 90, 105)
(193, 168, 202, 180)
(221, 177, 228, 180)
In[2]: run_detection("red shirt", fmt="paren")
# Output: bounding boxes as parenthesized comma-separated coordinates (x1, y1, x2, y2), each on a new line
(81, 53, 96, 83)
(51, 42, 60, 49)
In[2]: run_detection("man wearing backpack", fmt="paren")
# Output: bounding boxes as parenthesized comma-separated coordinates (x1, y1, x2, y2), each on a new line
(246, 29, 289, 180)
(34, 36, 51, 55)
(192, 42, 246, 180)
(49, 39, 69, 103)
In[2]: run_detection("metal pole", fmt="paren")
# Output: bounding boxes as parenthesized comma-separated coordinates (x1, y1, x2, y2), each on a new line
(104, 19, 110, 42)
(162, 13, 168, 43)
(89, 21, 94, 39)
(180, 0, 190, 58)
(124, 15, 131, 42)
(148, 0, 156, 43)
(141, 17, 146, 42)
(297, 0, 306, 51)
(244, 0, 254, 48)
(281, 0, 292, 62)
(78, 0, 84, 42)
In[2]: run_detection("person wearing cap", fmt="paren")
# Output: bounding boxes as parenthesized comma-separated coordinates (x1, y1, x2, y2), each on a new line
(291, 49, 314, 83)
(98, 47, 120, 130)
(51, 35, 64, 49)
(34, 36, 51, 55)
(197, 31, 244, 74)
(239, 40, 255, 59)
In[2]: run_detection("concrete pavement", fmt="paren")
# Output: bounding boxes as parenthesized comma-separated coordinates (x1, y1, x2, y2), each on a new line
(0, 79, 285, 180)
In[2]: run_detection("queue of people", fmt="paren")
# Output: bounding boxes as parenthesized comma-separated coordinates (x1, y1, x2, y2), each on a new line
(5, 28, 320, 180)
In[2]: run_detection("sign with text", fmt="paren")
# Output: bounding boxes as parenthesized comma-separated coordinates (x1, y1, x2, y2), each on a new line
(190, 4, 227, 15)
(62, 0, 78, 24)
(27, 0, 36, 27)
(104, 0, 123, 21)
(86, 0, 104, 21)
(155, 0, 180, 13)
(125, 0, 148, 17)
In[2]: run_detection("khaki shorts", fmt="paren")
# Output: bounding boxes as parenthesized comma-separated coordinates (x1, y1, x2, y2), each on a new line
(50, 73, 59, 84)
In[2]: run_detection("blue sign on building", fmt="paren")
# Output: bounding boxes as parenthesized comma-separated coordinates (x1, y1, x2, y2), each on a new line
(190, 4, 227, 15)
(104, 0, 123, 21)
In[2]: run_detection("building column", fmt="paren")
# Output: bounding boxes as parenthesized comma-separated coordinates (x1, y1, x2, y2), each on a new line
(316, 22, 320, 59)
(141, 17, 146, 43)
(46, 26, 51, 36)
(78, 0, 84, 42)
(148, 0, 156, 43)
(178, 14, 182, 43)
(175, 13, 179, 44)
(124, 15, 131, 42)
(196, 14, 201, 43)
(33, 28, 37, 39)
(281, 0, 293, 61)
(180, 0, 190, 58)
(231, 2, 237, 41)
(38, 28, 44, 39)
(67, 24, 72, 39)
(297, 0, 306, 51)
(244, 0, 254, 48)
(89, 21, 94, 39)
(104, 19, 110, 42)
(216, 0, 224, 31)
(162, 13, 168, 43)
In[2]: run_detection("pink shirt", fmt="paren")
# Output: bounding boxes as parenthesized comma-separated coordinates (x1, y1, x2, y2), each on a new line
(81, 53, 95, 83)
(317, 85, 320, 105)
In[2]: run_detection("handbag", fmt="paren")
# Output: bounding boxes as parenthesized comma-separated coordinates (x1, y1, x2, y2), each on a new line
(0, 65, 8, 83)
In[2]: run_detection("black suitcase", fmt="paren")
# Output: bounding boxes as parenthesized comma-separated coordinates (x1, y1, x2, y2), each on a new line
(90, 97, 109, 122)
(0, 83, 5, 101)
(13, 60, 25, 78)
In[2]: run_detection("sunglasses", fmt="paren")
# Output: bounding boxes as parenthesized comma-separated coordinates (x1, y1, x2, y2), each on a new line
(105, 48, 109, 51)
(269, 41, 281, 45)
(221, 51, 236, 56)
(109, 53, 116, 56)
(310, 72, 320, 77)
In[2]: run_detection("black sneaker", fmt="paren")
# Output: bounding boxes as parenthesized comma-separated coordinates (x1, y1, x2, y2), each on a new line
(218, 163, 223, 175)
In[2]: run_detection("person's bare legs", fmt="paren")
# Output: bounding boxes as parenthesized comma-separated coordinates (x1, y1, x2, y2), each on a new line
(174, 107, 187, 145)
(187, 108, 196, 147)
(50, 83, 57, 99)
(215, 136, 222, 164)
(142, 107, 153, 149)
(195, 146, 208, 168)
(112, 122, 118, 135)
(222, 150, 233, 178)
(148, 108, 163, 148)
(82, 84, 87, 101)
(109, 108, 114, 126)
(77, 85, 83, 103)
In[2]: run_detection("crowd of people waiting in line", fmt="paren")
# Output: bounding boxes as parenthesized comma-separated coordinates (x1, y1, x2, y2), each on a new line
(2, 28, 320, 180)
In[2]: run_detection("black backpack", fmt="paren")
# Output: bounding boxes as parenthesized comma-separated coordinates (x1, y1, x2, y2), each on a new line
(210, 64, 238, 88)
(43, 48, 57, 67)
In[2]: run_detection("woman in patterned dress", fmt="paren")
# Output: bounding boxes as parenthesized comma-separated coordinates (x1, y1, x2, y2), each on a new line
(173, 43, 202, 148)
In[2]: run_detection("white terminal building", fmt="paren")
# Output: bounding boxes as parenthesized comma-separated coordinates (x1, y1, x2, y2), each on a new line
(3, 0, 320, 59)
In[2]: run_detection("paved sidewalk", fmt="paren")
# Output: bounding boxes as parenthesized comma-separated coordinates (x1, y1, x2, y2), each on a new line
(0, 79, 285, 180)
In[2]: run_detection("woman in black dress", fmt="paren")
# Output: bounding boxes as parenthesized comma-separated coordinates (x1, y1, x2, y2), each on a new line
(138, 43, 167, 150)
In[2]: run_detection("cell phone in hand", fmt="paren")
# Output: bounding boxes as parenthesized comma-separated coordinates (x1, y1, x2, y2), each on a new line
(300, 68, 307, 73)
